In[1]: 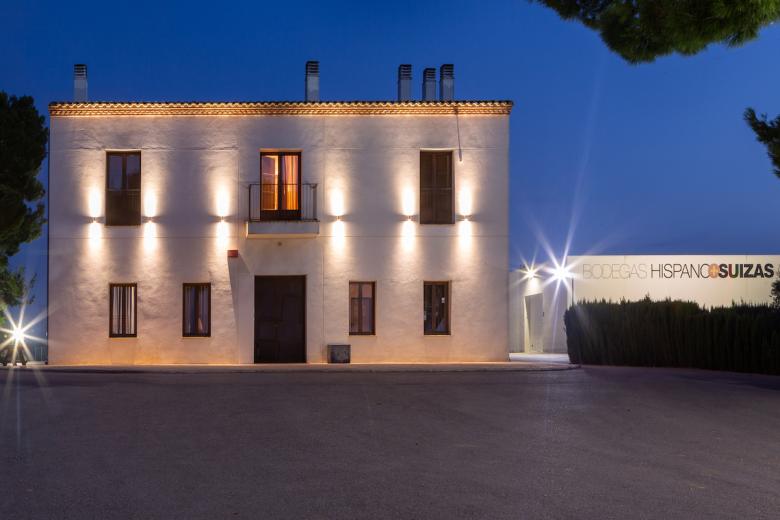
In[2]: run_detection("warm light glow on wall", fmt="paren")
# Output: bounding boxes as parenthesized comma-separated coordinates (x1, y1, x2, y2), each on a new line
(88, 221, 102, 249)
(88, 188, 102, 219)
(458, 188, 472, 219)
(401, 187, 415, 218)
(216, 220, 229, 248)
(330, 190, 345, 218)
(216, 188, 230, 218)
(143, 221, 157, 251)
(331, 219, 346, 250)
(401, 219, 415, 251)
(458, 220, 473, 242)
(144, 192, 158, 219)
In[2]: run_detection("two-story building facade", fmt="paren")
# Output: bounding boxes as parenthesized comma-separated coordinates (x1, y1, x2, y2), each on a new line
(48, 64, 512, 364)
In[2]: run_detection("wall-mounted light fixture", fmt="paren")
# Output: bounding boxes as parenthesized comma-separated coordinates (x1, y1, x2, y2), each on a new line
(331, 190, 345, 220)
(216, 189, 229, 219)
(401, 187, 416, 222)
(88, 187, 102, 221)
(144, 192, 158, 221)
(458, 189, 472, 220)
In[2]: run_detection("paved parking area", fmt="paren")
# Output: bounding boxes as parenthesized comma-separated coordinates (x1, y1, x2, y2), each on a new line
(1, 366, 778, 519)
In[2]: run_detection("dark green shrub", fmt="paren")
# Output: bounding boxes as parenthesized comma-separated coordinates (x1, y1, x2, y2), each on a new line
(564, 299, 780, 375)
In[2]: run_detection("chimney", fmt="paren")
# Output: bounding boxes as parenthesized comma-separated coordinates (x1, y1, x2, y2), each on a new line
(422, 68, 436, 101)
(305, 61, 319, 102)
(74, 64, 88, 102)
(397, 64, 412, 101)
(439, 64, 454, 101)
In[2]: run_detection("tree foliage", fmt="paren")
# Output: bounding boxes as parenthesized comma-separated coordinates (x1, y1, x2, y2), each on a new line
(744, 108, 780, 179)
(772, 278, 780, 308)
(565, 298, 780, 375)
(533, 1, 780, 63)
(0, 92, 47, 319)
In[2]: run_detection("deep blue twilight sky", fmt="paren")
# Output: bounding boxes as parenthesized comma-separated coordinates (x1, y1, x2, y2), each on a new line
(3, 0, 780, 334)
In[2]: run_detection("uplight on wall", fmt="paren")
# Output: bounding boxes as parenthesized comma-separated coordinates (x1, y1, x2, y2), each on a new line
(401, 187, 415, 220)
(216, 188, 230, 219)
(88, 187, 102, 221)
(331, 190, 345, 220)
(144, 192, 158, 220)
(458, 188, 472, 221)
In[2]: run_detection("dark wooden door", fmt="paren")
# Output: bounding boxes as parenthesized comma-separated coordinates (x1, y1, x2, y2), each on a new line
(254, 276, 306, 363)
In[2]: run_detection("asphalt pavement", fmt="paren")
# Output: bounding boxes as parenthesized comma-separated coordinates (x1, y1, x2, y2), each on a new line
(1, 366, 778, 519)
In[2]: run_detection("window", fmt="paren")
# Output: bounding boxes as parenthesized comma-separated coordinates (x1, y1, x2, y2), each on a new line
(106, 152, 141, 226)
(420, 151, 453, 224)
(349, 282, 375, 335)
(109, 284, 137, 337)
(183, 283, 211, 337)
(424, 282, 450, 335)
(259, 152, 300, 220)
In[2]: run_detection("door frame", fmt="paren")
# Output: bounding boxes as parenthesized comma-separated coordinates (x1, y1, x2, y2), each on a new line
(253, 275, 307, 363)
(524, 292, 544, 353)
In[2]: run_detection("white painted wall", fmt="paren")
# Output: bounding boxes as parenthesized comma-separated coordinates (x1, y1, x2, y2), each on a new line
(511, 255, 780, 353)
(49, 112, 510, 364)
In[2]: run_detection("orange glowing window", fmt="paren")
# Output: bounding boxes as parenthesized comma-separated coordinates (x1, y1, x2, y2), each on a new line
(259, 152, 300, 219)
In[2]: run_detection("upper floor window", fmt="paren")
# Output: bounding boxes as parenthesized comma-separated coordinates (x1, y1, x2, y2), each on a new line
(109, 283, 137, 337)
(260, 152, 300, 220)
(106, 152, 141, 226)
(420, 151, 453, 225)
(183, 283, 211, 337)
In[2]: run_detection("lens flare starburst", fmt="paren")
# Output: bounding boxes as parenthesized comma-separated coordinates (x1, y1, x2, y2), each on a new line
(1, 305, 47, 366)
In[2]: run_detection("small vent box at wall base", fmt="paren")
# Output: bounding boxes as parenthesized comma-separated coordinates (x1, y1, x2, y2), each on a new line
(327, 344, 351, 364)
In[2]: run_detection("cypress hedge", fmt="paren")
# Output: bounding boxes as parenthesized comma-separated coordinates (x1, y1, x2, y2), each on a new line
(564, 298, 780, 375)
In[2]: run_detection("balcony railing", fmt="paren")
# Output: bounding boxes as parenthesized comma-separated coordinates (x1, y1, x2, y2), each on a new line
(248, 183, 318, 222)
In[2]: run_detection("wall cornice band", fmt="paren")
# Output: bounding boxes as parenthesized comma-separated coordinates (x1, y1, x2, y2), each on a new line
(49, 100, 513, 117)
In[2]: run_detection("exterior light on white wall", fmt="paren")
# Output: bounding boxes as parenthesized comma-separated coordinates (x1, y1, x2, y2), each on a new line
(458, 189, 472, 221)
(216, 189, 230, 219)
(331, 190, 345, 220)
(88, 187, 102, 221)
(401, 187, 415, 221)
(330, 189, 347, 249)
(144, 192, 158, 220)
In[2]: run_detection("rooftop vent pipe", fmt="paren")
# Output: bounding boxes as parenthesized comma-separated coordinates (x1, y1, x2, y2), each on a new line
(439, 64, 454, 101)
(305, 61, 320, 102)
(74, 64, 88, 102)
(422, 68, 436, 101)
(397, 64, 412, 102)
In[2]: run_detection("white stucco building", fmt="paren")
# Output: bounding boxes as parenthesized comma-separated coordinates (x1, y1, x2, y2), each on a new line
(48, 63, 513, 364)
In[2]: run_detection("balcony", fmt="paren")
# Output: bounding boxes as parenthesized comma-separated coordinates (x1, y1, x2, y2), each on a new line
(246, 182, 319, 238)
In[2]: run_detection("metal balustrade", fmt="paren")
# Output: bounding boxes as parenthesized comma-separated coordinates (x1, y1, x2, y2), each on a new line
(248, 183, 318, 222)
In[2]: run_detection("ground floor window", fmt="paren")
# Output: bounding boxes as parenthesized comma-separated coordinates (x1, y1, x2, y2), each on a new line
(183, 283, 211, 337)
(349, 281, 375, 335)
(110, 283, 137, 337)
(424, 281, 450, 335)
